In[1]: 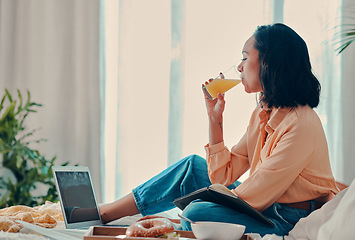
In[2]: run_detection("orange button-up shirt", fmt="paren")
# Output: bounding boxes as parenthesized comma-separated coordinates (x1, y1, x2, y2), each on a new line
(205, 105, 339, 211)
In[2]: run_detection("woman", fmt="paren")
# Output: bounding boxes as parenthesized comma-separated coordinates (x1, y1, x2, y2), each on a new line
(99, 23, 339, 236)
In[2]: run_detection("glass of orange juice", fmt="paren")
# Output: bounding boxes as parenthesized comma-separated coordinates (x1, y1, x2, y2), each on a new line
(203, 65, 242, 100)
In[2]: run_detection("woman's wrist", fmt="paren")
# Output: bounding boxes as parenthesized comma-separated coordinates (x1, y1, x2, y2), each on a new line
(208, 114, 223, 124)
(208, 115, 224, 145)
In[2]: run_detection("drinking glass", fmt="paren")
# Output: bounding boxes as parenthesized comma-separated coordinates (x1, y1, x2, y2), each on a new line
(203, 65, 242, 100)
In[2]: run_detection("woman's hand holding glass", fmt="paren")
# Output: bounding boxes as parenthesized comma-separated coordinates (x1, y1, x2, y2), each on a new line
(203, 78, 226, 122)
(203, 65, 241, 120)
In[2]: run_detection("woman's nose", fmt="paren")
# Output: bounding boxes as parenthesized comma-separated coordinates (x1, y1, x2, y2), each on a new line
(237, 63, 242, 72)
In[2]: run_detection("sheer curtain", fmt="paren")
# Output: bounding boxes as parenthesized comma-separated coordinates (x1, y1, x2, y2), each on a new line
(104, 0, 267, 202)
(0, 0, 104, 202)
(338, 0, 355, 185)
(104, 0, 355, 202)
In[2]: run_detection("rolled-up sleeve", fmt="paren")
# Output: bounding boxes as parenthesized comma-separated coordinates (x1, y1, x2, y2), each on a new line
(205, 133, 250, 187)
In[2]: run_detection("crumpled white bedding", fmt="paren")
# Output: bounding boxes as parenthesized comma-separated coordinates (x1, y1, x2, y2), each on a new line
(312, 178, 355, 240)
(0, 231, 48, 240)
(283, 178, 355, 240)
(107, 207, 183, 229)
(283, 186, 348, 240)
(112, 179, 355, 240)
(261, 178, 355, 240)
(1, 178, 354, 240)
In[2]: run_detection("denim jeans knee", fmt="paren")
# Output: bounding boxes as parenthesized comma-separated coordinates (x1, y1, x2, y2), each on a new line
(183, 154, 206, 169)
(133, 154, 211, 216)
(181, 200, 211, 231)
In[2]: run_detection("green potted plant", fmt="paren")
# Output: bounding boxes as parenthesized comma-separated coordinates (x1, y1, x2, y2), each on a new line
(335, 9, 355, 54)
(0, 89, 67, 208)
(336, 24, 355, 54)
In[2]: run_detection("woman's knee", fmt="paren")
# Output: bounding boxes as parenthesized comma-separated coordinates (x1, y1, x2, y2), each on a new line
(180, 155, 208, 174)
(181, 200, 214, 231)
(181, 154, 206, 166)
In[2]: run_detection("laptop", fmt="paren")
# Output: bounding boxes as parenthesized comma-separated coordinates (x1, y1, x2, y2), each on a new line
(52, 166, 105, 230)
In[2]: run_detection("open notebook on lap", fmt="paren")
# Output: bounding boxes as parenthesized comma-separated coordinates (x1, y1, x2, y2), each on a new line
(52, 166, 105, 230)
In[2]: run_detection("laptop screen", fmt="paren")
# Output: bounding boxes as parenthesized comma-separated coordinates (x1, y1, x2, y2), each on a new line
(52, 166, 103, 229)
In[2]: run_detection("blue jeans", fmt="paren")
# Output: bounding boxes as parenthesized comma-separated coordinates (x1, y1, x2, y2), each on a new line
(132, 155, 311, 236)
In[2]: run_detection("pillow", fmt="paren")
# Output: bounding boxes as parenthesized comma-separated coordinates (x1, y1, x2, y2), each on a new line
(284, 186, 349, 240)
(317, 178, 355, 239)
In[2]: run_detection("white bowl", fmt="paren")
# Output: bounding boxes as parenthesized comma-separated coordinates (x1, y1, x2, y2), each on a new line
(191, 221, 246, 240)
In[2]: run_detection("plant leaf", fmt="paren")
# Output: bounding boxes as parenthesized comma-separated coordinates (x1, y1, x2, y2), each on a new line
(0, 89, 61, 207)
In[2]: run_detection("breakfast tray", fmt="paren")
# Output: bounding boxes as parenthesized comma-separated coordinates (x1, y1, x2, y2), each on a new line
(83, 226, 253, 240)
(83, 226, 196, 239)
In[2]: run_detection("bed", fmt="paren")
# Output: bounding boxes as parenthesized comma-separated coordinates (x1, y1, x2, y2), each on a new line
(0, 179, 353, 240)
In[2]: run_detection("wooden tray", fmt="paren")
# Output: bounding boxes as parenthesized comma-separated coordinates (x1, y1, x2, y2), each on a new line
(83, 226, 196, 239)
(83, 226, 253, 240)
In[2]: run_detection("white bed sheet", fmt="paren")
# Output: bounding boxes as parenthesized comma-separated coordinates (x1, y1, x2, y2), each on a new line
(107, 207, 183, 229)
(3, 180, 354, 240)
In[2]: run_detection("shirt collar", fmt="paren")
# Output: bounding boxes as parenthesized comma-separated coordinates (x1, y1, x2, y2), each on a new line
(258, 106, 293, 132)
(258, 102, 272, 124)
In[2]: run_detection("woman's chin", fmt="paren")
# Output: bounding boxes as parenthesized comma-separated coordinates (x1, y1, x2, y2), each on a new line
(243, 87, 253, 94)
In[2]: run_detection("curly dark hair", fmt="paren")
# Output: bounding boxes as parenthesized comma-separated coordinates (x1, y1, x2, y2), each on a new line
(253, 23, 321, 108)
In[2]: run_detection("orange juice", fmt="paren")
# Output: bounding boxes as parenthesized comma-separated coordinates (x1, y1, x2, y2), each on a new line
(204, 78, 242, 99)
